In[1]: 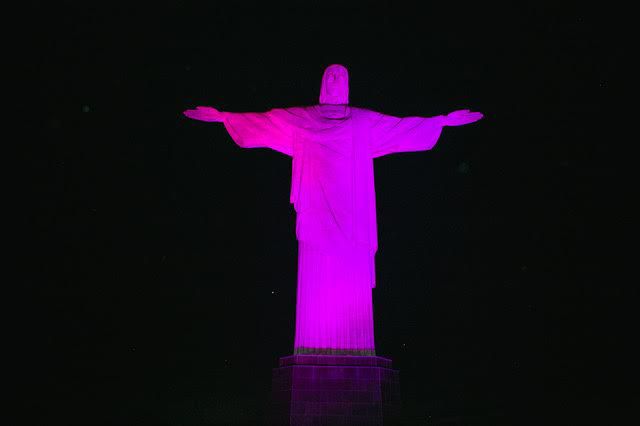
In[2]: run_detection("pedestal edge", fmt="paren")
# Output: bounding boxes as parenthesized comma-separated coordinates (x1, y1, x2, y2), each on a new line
(279, 354, 394, 368)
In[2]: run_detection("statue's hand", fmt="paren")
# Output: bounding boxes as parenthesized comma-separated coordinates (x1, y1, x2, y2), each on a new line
(183, 106, 224, 122)
(443, 109, 483, 126)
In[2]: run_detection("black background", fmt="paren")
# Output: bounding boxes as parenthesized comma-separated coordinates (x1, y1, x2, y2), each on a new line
(21, 2, 629, 425)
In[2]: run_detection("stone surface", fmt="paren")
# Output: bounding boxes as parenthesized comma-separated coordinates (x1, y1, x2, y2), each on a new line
(270, 355, 401, 425)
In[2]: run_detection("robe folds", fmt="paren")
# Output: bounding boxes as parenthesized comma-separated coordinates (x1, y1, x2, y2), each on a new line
(223, 105, 443, 354)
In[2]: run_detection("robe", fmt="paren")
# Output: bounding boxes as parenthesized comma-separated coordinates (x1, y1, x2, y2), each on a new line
(222, 105, 444, 355)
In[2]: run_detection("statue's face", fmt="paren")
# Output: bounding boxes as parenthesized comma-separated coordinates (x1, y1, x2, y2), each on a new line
(319, 64, 349, 105)
(325, 69, 346, 96)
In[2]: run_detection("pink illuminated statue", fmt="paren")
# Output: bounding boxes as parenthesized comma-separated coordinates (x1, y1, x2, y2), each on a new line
(184, 64, 482, 356)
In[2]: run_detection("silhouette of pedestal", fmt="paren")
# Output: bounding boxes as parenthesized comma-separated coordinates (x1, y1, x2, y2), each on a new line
(270, 354, 401, 425)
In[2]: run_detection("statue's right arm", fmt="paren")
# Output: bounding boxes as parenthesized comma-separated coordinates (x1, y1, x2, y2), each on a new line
(183, 106, 225, 122)
(183, 106, 297, 156)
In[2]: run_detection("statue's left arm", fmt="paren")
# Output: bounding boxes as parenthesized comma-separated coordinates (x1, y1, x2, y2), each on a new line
(367, 109, 483, 158)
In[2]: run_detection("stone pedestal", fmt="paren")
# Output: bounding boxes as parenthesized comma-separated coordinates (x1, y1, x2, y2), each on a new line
(270, 354, 401, 425)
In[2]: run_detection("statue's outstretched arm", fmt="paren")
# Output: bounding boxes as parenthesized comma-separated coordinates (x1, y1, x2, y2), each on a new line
(441, 109, 483, 126)
(367, 108, 483, 158)
(183, 106, 296, 156)
(183, 106, 224, 122)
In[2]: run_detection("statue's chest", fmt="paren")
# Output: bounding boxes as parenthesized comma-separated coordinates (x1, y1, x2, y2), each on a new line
(297, 120, 353, 160)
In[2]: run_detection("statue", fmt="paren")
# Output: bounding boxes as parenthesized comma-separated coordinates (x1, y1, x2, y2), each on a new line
(184, 64, 483, 356)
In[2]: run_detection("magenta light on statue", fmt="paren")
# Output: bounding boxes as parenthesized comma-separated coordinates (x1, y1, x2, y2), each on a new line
(183, 64, 483, 356)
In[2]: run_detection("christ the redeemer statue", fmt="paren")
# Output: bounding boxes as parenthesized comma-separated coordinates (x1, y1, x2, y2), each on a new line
(184, 64, 482, 356)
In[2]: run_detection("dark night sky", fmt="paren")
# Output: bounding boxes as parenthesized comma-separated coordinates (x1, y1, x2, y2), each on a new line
(20, 2, 630, 425)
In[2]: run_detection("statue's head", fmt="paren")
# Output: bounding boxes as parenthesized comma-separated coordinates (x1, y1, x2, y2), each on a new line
(319, 64, 349, 105)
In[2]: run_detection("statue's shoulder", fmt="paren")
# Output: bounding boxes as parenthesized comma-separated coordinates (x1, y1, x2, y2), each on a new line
(271, 106, 313, 123)
(283, 106, 313, 116)
(350, 106, 376, 116)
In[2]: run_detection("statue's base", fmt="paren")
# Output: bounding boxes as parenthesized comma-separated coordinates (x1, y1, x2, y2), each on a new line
(270, 354, 401, 425)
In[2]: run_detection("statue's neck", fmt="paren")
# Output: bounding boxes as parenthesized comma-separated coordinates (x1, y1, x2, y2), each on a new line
(316, 104, 350, 119)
